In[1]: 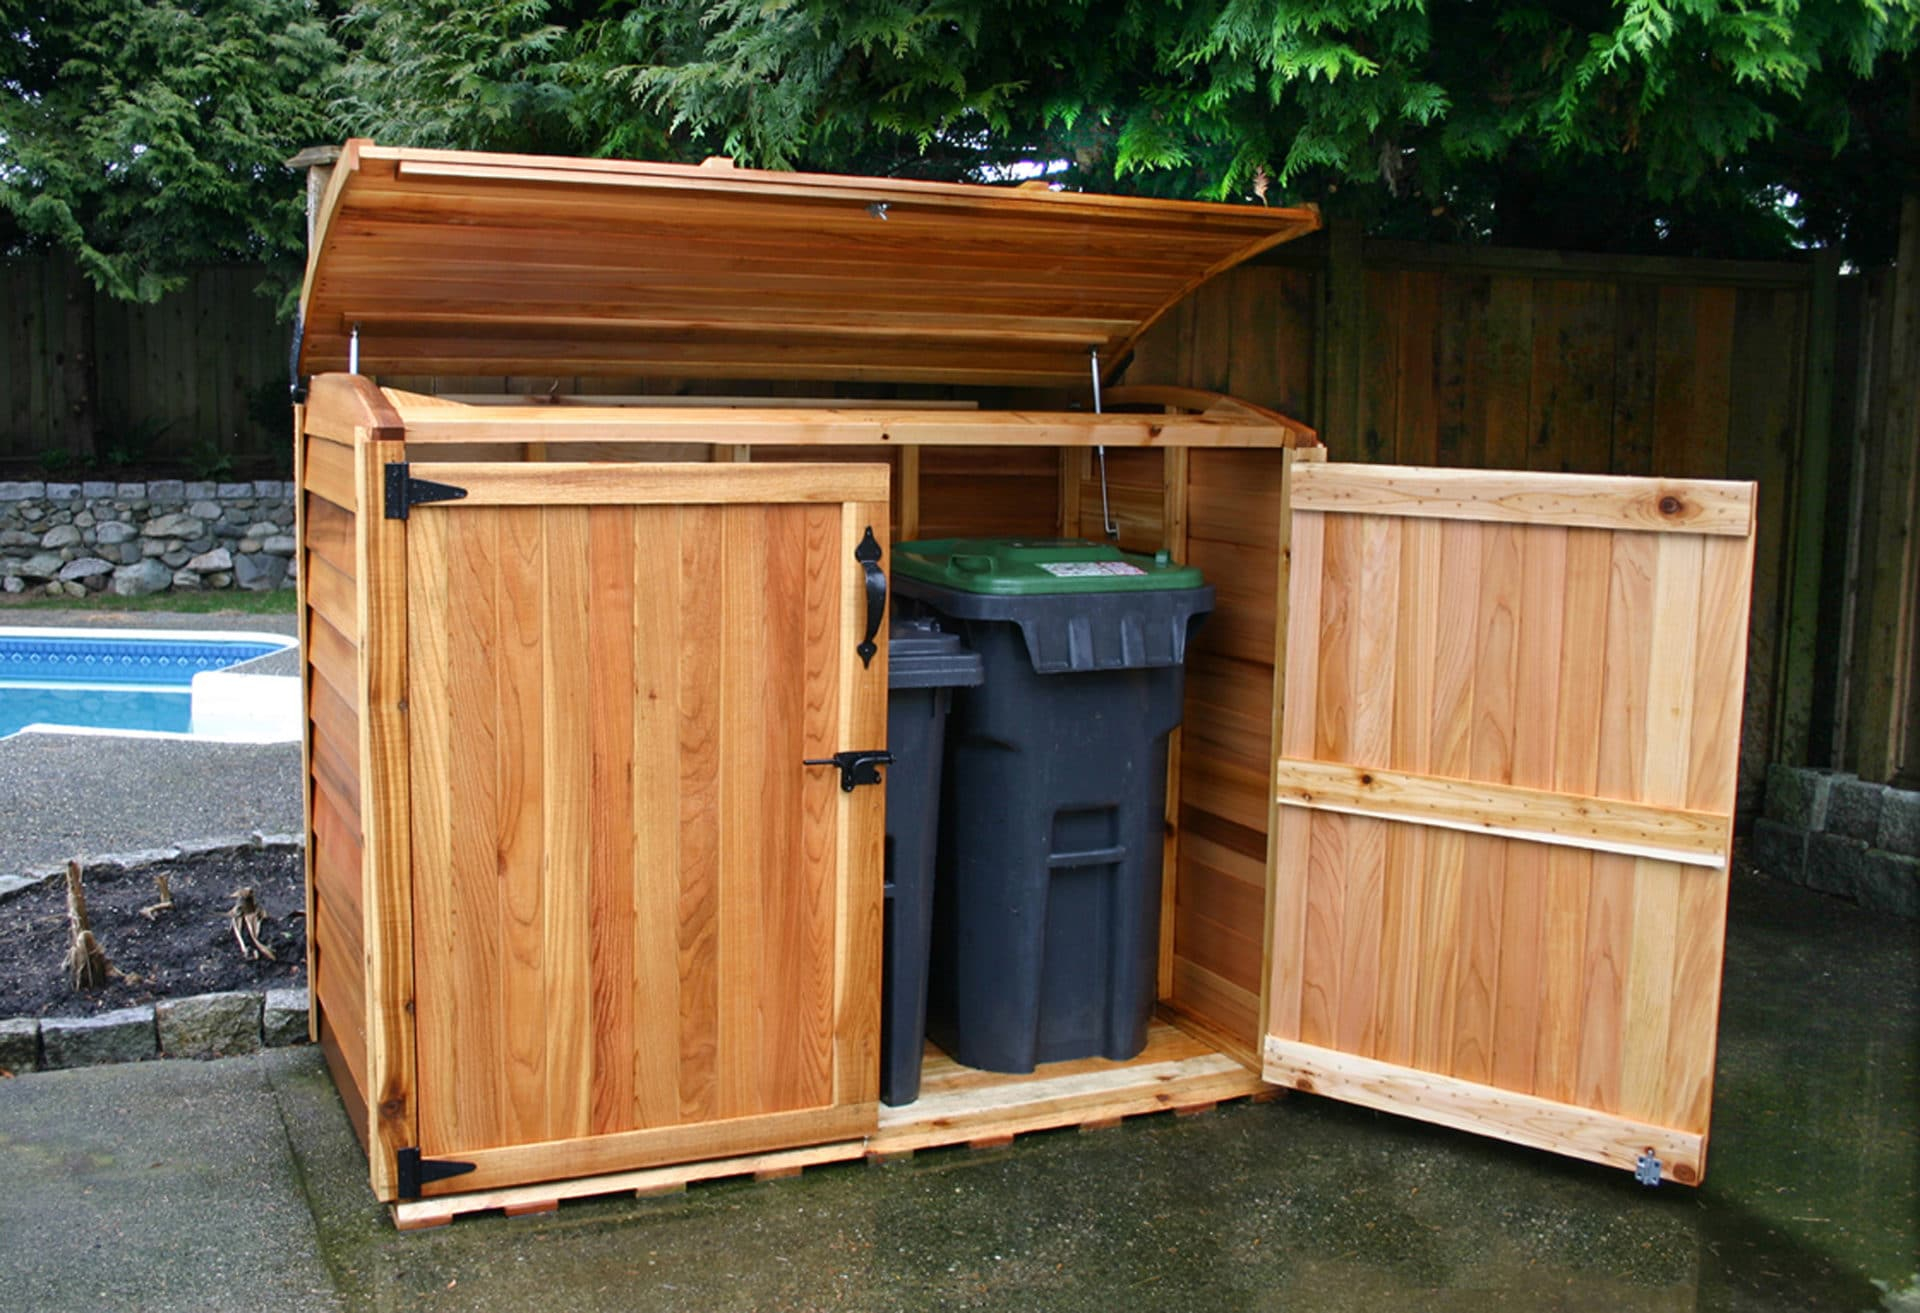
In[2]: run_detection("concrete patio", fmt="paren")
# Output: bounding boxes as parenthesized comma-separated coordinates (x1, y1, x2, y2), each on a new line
(0, 871, 1912, 1312)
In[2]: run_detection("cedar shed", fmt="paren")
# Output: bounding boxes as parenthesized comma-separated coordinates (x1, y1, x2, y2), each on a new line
(293, 142, 1758, 1227)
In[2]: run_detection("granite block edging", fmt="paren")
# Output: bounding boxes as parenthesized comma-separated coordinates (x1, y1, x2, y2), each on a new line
(1759, 766, 1920, 918)
(0, 832, 311, 1073)
(0, 986, 311, 1074)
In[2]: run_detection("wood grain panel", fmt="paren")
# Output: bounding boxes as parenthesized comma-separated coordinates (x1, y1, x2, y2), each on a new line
(304, 494, 356, 581)
(305, 553, 356, 644)
(404, 464, 882, 1184)
(1266, 461, 1755, 1182)
(303, 432, 356, 510)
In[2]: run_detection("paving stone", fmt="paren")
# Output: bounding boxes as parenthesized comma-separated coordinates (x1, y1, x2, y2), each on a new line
(147, 479, 184, 501)
(262, 989, 309, 1047)
(1855, 849, 1920, 918)
(156, 992, 262, 1059)
(1764, 764, 1842, 831)
(41, 1007, 156, 1068)
(1828, 778, 1886, 842)
(1877, 788, 1920, 858)
(1752, 819, 1810, 885)
(1806, 832, 1871, 898)
(0, 481, 45, 500)
(0, 1017, 39, 1072)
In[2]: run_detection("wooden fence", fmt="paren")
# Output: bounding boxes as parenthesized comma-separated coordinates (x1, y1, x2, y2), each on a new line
(3, 234, 1911, 793)
(1125, 228, 1846, 809)
(0, 257, 290, 467)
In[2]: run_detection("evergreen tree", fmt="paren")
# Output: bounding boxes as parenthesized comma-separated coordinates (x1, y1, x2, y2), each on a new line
(0, 0, 341, 300)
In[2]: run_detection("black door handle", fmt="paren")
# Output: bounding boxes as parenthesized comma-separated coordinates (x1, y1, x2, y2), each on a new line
(856, 526, 885, 668)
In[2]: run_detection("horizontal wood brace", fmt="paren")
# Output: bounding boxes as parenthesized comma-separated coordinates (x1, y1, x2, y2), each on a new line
(1270, 759, 1728, 867)
(403, 461, 890, 507)
(390, 1139, 870, 1229)
(1262, 1037, 1704, 1183)
(1290, 463, 1754, 536)
(418, 1103, 876, 1198)
(393, 411, 1300, 449)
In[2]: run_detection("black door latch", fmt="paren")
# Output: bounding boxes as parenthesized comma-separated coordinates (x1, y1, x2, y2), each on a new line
(803, 750, 894, 791)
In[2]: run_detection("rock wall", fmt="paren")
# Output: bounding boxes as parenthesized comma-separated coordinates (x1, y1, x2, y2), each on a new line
(1755, 766, 1920, 918)
(0, 480, 296, 597)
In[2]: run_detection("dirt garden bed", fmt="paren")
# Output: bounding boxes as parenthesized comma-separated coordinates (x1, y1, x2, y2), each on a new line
(0, 848, 304, 1020)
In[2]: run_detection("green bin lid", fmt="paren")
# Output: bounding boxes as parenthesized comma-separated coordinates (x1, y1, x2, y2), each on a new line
(891, 538, 1205, 596)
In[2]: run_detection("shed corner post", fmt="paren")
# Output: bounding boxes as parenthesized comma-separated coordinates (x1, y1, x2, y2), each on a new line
(286, 145, 344, 250)
(354, 411, 419, 1200)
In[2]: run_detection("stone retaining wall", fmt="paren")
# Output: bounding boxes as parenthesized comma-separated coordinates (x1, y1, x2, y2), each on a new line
(0, 479, 296, 597)
(1755, 766, 1920, 918)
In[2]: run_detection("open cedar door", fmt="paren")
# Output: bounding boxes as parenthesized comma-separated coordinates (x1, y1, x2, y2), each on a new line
(1259, 461, 1756, 1186)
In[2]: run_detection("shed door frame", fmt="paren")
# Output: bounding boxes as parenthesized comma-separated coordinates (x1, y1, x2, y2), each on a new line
(396, 459, 889, 1198)
(1262, 461, 1757, 1184)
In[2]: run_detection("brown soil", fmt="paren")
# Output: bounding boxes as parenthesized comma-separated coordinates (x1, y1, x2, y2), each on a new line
(0, 849, 305, 1019)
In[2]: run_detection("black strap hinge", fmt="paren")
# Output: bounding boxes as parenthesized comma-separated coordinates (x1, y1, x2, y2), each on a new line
(396, 1146, 477, 1198)
(385, 462, 469, 519)
(803, 750, 894, 791)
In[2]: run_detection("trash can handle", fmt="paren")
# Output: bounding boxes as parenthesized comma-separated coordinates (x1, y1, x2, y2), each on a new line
(857, 526, 885, 668)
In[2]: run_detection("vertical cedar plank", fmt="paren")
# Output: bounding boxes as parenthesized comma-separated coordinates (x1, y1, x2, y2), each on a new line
(757, 506, 811, 1110)
(1413, 520, 1482, 1073)
(359, 434, 416, 1199)
(495, 508, 547, 1144)
(789, 505, 844, 1107)
(676, 505, 723, 1123)
(407, 510, 455, 1154)
(1663, 531, 1756, 1131)
(1533, 528, 1610, 1103)
(717, 505, 770, 1120)
(1335, 514, 1396, 1054)
(1300, 512, 1356, 1047)
(1375, 516, 1437, 1065)
(1266, 508, 1324, 1042)
(1489, 526, 1567, 1093)
(587, 507, 638, 1136)
(1577, 529, 1657, 1114)
(836, 499, 889, 1107)
(1452, 523, 1521, 1082)
(542, 507, 594, 1140)
(631, 508, 685, 1128)
(1619, 533, 1704, 1124)
(445, 505, 503, 1150)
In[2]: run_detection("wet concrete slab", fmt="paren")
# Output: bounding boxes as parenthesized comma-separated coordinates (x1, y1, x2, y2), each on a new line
(1, 874, 1913, 1311)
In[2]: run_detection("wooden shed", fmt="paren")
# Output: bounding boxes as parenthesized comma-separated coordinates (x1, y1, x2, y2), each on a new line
(294, 142, 1758, 1226)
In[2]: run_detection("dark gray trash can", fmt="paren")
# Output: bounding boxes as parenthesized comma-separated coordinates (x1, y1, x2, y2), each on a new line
(892, 538, 1213, 1074)
(882, 615, 982, 1106)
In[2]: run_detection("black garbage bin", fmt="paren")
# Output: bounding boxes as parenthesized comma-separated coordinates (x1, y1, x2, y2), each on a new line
(881, 615, 982, 1106)
(892, 538, 1214, 1073)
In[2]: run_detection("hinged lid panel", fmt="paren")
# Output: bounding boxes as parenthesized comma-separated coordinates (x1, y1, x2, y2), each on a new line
(296, 142, 1319, 385)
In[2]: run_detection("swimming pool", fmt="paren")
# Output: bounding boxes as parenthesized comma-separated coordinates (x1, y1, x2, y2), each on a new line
(0, 628, 297, 739)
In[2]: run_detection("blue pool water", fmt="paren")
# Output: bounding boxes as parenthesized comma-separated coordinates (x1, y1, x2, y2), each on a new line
(0, 632, 290, 738)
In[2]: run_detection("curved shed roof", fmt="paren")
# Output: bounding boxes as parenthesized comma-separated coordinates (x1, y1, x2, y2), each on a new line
(296, 141, 1320, 387)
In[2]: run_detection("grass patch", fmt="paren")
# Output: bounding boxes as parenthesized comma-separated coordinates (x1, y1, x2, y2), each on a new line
(0, 588, 298, 615)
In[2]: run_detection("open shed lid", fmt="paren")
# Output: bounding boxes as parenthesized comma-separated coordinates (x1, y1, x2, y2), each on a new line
(296, 141, 1320, 387)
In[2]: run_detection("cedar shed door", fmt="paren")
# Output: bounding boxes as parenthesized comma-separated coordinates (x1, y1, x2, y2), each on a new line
(401, 461, 889, 1194)
(1265, 463, 1757, 1186)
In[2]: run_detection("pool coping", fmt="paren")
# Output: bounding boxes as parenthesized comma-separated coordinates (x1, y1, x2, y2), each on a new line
(0, 627, 300, 743)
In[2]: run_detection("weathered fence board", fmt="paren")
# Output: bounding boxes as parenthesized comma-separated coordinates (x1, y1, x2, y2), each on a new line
(0, 257, 288, 465)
